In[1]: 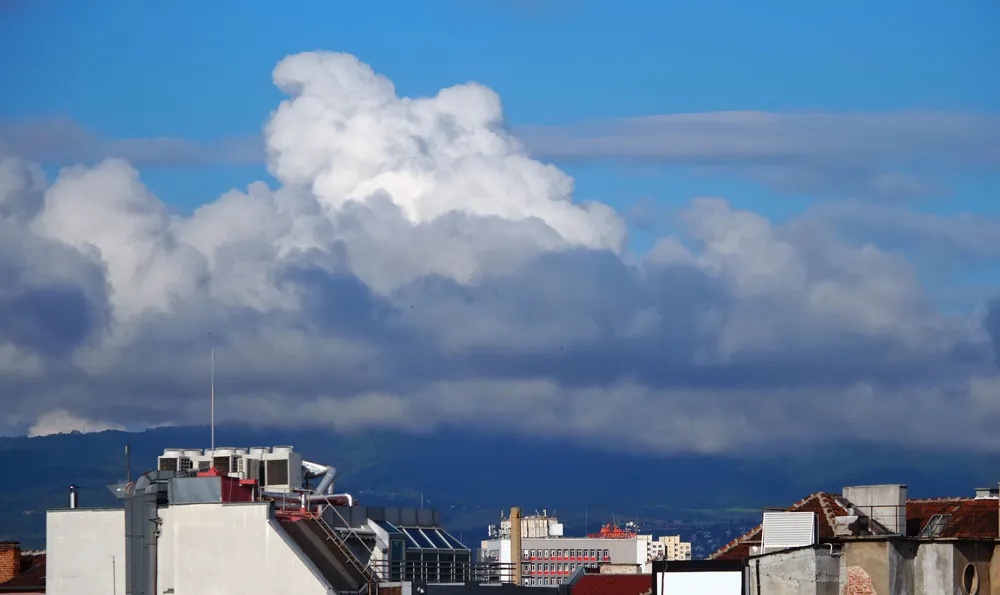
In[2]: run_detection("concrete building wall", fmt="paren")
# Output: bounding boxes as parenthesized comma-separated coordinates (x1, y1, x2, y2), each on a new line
(914, 542, 954, 595)
(747, 547, 838, 595)
(843, 541, 889, 595)
(737, 539, 996, 595)
(843, 485, 907, 535)
(989, 545, 1000, 595)
(887, 541, 917, 595)
(159, 502, 333, 595)
(46, 508, 126, 595)
(955, 542, 993, 595)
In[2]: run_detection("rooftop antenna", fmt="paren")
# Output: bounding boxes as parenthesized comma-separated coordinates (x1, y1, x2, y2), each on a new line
(210, 334, 215, 460)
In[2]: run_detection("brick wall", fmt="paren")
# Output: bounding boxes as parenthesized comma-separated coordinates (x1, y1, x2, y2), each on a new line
(0, 541, 20, 584)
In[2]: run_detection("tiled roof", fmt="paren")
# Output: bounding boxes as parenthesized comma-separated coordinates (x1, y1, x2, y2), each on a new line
(710, 492, 848, 561)
(906, 498, 998, 539)
(0, 553, 45, 592)
(710, 493, 999, 561)
(569, 573, 652, 595)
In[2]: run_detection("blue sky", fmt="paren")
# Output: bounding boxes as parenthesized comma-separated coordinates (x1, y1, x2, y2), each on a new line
(1, 0, 996, 227)
(3, 0, 1000, 448)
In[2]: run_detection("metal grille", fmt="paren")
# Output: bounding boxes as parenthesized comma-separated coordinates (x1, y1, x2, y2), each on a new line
(179, 457, 193, 472)
(266, 459, 289, 485)
(158, 457, 178, 471)
(213, 456, 232, 474)
(762, 512, 817, 551)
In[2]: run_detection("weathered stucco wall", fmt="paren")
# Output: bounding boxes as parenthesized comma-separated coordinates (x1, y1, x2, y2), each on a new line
(989, 544, 1000, 595)
(955, 541, 992, 595)
(914, 542, 953, 595)
(745, 540, 996, 594)
(888, 541, 916, 595)
(747, 547, 839, 595)
(843, 541, 889, 595)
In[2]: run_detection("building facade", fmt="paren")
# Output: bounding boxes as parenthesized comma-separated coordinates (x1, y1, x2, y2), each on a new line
(639, 534, 692, 562)
(480, 536, 647, 587)
(704, 483, 1000, 595)
(46, 445, 539, 595)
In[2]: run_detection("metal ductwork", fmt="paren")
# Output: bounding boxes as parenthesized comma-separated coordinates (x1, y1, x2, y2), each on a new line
(117, 471, 171, 595)
(302, 460, 338, 495)
(262, 490, 355, 507)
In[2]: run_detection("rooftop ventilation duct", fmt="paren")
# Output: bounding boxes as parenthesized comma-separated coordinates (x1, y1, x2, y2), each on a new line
(761, 512, 817, 553)
(303, 461, 338, 495)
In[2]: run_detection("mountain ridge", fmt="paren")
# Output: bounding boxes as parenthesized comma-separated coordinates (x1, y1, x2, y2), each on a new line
(2, 425, 997, 549)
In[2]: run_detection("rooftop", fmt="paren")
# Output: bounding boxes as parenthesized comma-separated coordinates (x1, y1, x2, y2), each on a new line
(0, 552, 45, 593)
(568, 572, 651, 595)
(710, 491, 999, 561)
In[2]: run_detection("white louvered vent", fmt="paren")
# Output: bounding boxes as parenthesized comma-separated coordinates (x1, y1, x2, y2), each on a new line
(762, 512, 817, 552)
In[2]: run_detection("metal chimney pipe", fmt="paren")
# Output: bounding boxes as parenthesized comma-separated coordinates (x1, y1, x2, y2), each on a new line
(510, 507, 522, 586)
(68, 485, 79, 509)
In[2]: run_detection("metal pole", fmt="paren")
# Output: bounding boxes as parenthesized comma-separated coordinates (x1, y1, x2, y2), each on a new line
(211, 346, 215, 459)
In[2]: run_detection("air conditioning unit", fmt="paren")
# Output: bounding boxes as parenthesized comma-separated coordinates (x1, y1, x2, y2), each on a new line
(237, 456, 260, 481)
(261, 447, 302, 491)
(213, 455, 233, 474)
(158, 456, 179, 472)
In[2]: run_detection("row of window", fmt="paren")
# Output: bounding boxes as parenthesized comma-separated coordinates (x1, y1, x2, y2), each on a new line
(524, 577, 571, 586)
(523, 562, 598, 575)
(522, 548, 609, 560)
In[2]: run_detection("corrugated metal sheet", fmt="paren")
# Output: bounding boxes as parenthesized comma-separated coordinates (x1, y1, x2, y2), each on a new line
(761, 512, 816, 551)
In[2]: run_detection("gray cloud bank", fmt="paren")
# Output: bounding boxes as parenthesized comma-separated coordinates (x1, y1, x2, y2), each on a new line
(4, 109, 998, 201)
(1, 51, 999, 453)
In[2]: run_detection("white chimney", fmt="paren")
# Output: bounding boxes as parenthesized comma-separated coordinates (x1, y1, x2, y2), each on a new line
(843, 484, 907, 535)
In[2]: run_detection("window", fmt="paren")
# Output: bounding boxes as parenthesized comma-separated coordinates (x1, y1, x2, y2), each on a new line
(523, 549, 529, 560)
(530, 549, 536, 558)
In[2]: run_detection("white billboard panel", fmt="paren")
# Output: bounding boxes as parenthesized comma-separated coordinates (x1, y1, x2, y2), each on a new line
(658, 570, 743, 595)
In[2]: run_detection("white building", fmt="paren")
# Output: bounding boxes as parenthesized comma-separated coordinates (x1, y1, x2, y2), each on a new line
(481, 516, 648, 587)
(46, 446, 505, 595)
(491, 510, 564, 539)
(639, 534, 692, 561)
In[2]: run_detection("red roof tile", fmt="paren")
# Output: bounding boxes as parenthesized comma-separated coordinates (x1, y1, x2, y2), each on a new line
(906, 498, 998, 539)
(0, 553, 45, 592)
(710, 492, 848, 561)
(570, 573, 652, 595)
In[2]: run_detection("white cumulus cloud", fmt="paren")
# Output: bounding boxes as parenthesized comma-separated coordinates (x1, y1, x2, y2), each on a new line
(0, 52, 998, 454)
